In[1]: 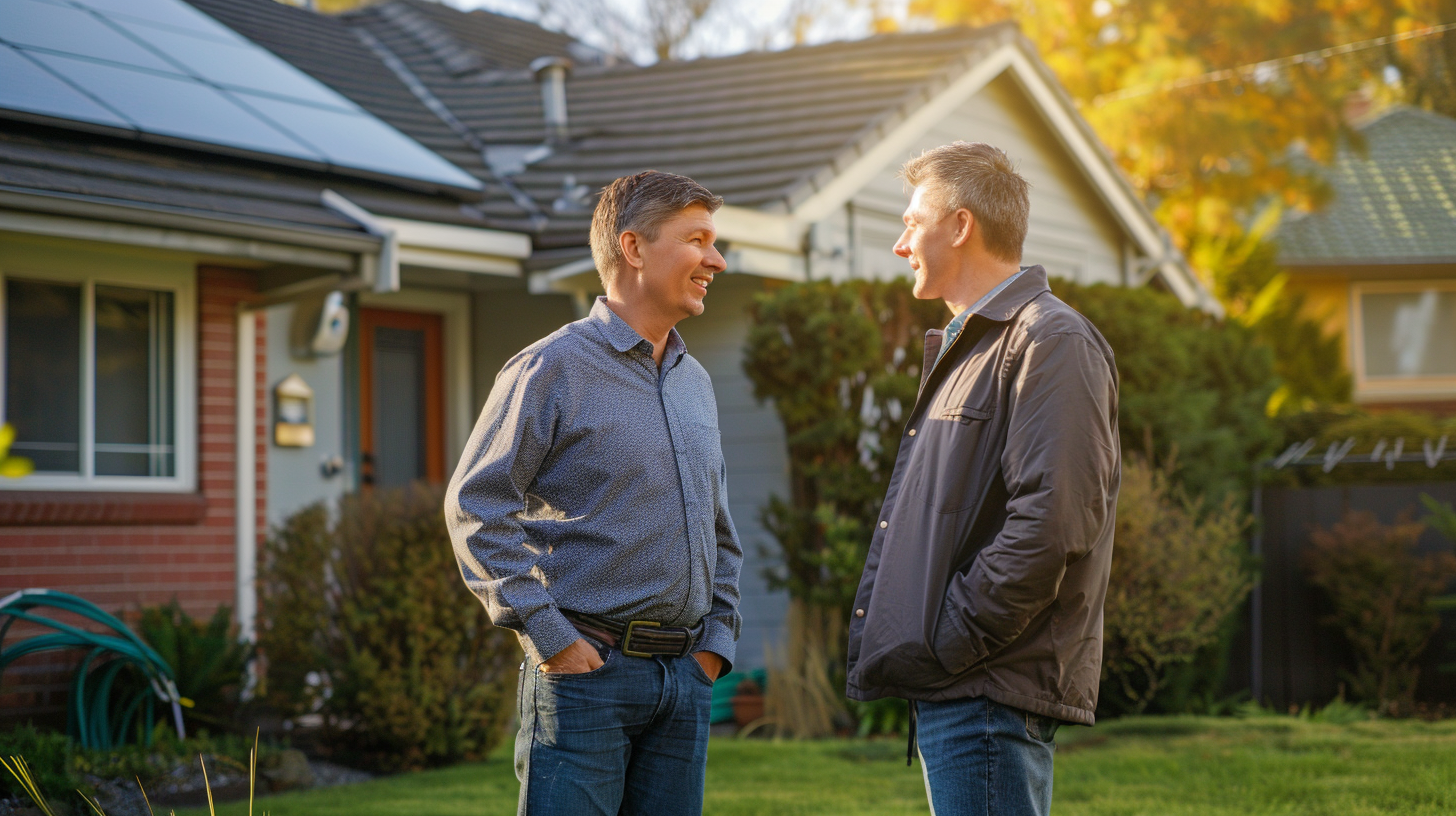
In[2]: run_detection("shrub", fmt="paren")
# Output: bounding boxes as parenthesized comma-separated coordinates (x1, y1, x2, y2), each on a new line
(258, 484, 519, 772)
(1304, 511, 1456, 716)
(1051, 279, 1281, 504)
(0, 725, 74, 801)
(1100, 457, 1256, 715)
(133, 600, 252, 732)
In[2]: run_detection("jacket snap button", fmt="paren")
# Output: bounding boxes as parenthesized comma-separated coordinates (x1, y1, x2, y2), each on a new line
(879, 521, 888, 529)
(855, 608, 865, 618)
(907, 428, 916, 437)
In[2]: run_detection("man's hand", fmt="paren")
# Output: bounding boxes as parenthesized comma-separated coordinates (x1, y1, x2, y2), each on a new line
(539, 638, 604, 675)
(693, 651, 724, 682)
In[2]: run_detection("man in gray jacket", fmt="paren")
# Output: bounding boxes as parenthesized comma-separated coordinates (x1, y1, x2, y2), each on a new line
(846, 142, 1120, 816)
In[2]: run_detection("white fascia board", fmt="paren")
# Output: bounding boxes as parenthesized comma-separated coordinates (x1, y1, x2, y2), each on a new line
(789, 44, 1017, 225)
(713, 205, 801, 253)
(375, 216, 532, 259)
(723, 245, 806, 281)
(0, 209, 356, 270)
(397, 246, 520, 277)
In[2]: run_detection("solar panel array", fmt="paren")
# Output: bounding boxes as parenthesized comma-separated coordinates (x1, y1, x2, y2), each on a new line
(0, 0, 482, 190)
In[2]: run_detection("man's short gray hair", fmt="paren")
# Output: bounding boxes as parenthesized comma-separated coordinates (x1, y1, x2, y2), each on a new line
(900, 142, 1030, 263)
(590, 170, 724, 289)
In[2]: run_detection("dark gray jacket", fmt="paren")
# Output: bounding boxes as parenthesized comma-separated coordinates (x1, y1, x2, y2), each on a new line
(845, 266, 1120, 726)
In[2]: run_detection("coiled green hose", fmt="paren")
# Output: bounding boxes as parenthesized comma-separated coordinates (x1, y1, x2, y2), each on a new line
(0, 588, 186, 749)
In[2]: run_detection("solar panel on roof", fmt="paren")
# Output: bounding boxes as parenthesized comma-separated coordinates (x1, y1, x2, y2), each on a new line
(0, 44, 131, 128)
(4, 0, 176, 72)
(113, 19, 348, 108)
(0, 0, 481, 190)
(29, 51, 326, 160)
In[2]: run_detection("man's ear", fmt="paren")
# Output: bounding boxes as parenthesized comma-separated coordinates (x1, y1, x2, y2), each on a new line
(950, 209, 975, 249)
(619, 230, 646, 272)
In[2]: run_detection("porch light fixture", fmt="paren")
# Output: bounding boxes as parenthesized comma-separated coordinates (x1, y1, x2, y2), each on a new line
(273, 374, 315, 448)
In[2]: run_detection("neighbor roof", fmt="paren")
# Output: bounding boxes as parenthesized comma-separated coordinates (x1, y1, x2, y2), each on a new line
(1277, 107, 1456, 265)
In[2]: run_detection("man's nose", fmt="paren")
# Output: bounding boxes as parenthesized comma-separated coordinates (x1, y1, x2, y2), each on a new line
(893, 237, 912, 258)
(704, 244, 727, 272)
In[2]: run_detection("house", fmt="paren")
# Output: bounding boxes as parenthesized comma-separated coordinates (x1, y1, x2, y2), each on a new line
(1, 0, 1214, 709)
(1276, 107, 1456, 415)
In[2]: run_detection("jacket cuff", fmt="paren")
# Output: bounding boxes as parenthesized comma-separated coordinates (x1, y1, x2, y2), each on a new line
(521, 606, 580, 664)
(932, 593, 984, 676)
(695, 616, 738, 675)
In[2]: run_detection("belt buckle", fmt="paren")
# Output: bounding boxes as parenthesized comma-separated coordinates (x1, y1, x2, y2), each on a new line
(620, 620, 661, 657)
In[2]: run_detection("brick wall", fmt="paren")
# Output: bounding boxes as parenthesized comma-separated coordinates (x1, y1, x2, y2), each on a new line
(0, 266, 266, 720)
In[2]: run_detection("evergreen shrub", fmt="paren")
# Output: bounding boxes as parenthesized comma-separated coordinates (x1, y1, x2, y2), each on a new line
(258, 484, 518, 772)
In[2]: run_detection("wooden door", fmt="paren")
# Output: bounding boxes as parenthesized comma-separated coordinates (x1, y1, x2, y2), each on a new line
(358, 308, 445, 486)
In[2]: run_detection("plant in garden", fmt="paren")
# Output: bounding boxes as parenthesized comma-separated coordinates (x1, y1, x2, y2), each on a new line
(134, 600, 252, 732)
(258, 484, 519, 772)
(1051, 279, 1280, 504)
(743, 278, 945, 736)
(1100, 456, 1255, 715)
(1304, 510, 1456, 716)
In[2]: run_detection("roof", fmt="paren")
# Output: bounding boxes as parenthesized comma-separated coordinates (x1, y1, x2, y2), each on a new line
(344, 0, 598, 75)
(1277, 107, 1456, 266)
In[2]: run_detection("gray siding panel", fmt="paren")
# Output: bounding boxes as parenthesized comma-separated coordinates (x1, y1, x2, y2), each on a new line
(678, 274, 791, 671)
(845, 73, 1127, 287)
(264, 302, 350, 529)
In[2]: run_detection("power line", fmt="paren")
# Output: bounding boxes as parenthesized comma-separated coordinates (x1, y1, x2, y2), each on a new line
(1092, 21, 1456, 106)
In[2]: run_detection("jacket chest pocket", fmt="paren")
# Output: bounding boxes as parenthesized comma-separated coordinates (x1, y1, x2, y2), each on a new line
(906, 403, 996, 515)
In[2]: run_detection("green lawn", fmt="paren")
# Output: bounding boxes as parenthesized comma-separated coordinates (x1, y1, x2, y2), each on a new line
(176, 716, 1456, 816)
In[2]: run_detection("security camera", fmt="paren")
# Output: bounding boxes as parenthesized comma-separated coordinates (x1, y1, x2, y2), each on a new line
(290, 290, 350, 358)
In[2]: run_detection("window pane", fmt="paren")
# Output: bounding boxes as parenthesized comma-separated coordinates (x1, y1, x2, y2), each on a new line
(1361, 290, 1456, 379)
(94, 285, 175, 477)
(5, 279, 82, 472)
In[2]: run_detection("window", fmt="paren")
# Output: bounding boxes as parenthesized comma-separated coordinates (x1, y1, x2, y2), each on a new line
(2, 266, 194, 491)
(1352, 282, 1456, 398)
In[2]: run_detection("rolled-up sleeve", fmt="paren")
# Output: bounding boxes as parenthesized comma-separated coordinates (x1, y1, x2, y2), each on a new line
(696, 458, 743, 670)
(936, 331, 1120, 673)
(444, 352, 579, 664)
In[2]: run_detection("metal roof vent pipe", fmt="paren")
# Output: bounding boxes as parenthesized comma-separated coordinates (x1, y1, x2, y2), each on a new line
(531, 56, 573, 147)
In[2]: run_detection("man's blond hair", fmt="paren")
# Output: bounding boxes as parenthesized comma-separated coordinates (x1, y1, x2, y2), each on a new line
(901, 142, 1030, 263)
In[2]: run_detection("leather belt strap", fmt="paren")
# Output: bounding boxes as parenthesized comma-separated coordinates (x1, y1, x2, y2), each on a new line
(562, 609, 697, 658)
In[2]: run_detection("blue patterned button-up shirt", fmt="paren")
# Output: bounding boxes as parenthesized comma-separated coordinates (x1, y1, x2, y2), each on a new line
(445, 298, 743, 666)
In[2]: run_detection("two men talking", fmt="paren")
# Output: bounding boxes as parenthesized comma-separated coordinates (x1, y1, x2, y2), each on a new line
(446, 144, 1120, 816)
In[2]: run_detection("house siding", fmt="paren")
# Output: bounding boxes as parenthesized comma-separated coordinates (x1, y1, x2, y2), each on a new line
(0, 265, 265, 720)
(829, 74, 1127, 287)
(677, 275, 791, 671)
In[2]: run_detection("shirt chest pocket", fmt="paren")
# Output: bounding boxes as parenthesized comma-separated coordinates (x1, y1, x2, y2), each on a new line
(907, 402, 997, 515)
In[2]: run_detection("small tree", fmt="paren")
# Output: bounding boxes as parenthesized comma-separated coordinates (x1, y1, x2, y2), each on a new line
(259, 484, 519, 771)
(1305, 511, 1456, 717)
(1101, 457, 1255, 715)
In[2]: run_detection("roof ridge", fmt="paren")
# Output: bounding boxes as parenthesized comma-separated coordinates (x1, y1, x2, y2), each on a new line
(373, 0, 486, 77)
(1360, 104, 1456, 133)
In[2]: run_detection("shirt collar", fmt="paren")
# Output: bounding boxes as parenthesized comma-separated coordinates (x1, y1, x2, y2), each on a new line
(588, 296, 687, 363)
(945, 267, 1028, 333)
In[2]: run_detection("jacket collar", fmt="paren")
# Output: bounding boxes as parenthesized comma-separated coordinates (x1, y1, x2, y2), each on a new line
(973, 264, 1050, 322)
(588, 296, 687, 362)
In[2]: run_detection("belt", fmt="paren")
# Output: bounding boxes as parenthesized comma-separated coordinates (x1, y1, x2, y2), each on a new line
(561, 609, 697, 658)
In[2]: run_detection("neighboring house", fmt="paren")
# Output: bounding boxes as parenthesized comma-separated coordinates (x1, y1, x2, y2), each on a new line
(0, 0, 537, 715)
(2, 0, 1214, 709)
(1276, 107, 1456, 414)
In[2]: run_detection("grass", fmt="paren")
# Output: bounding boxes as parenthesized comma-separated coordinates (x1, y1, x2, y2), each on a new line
(152, 715, 1456, 815)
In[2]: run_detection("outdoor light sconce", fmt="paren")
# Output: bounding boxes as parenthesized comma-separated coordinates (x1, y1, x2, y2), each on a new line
(273, 374, 315, 447)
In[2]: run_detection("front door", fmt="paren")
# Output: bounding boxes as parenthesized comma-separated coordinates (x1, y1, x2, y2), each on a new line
(358, 308, 444, 487)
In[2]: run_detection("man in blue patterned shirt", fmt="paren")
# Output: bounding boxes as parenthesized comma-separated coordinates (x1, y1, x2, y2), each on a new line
(445, 171, 742, 816)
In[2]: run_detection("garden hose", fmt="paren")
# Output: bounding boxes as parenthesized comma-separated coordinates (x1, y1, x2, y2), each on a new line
(0, 588, 187, 749)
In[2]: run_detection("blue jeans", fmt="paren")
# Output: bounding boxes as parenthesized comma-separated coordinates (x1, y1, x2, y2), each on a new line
(915, 696, 1059, 816)
(515, 638, 714, 816)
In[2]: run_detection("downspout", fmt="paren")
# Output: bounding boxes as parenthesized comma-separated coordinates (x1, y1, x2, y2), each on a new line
(235, 307, 257, 642)
(236, 192, 391, 643)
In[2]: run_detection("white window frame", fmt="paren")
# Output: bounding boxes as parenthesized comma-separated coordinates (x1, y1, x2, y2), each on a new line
(0, 263, 197, 492)
(1349, 279, 1456, 402)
